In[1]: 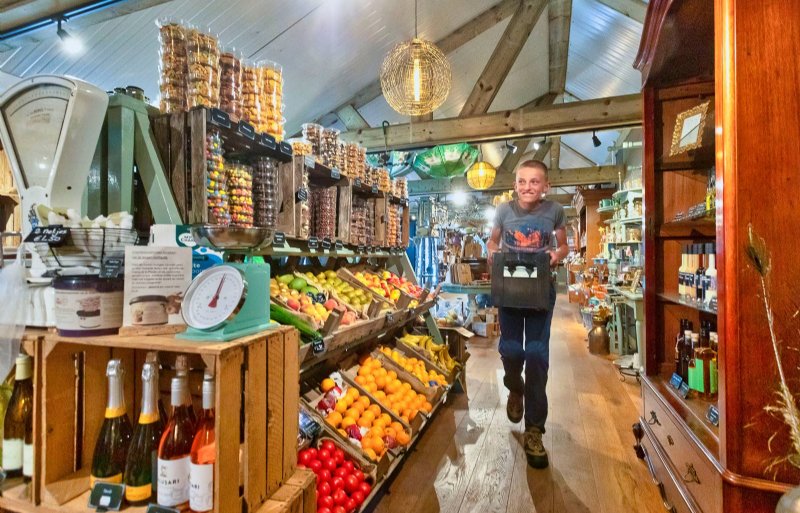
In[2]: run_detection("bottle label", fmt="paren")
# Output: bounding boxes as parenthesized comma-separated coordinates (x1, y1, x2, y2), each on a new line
(90, 473, 122, 488)
(23, 442, 33, 477)
(54, 288, 123, 331)
(189, 462, 214, 512)
(157, 456, 190, 506)
(2, 438, 23, 470)
(125, 483, 152, 503)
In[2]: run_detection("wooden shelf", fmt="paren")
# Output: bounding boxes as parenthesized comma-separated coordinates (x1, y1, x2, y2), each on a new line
(612, 188, 642, 200)
(650, 375, 719, 455)
(605, 216, 643, 225)
(658, 219, 715, 238)
(657, 292, 717, 315)
(657, 160, 715, 172)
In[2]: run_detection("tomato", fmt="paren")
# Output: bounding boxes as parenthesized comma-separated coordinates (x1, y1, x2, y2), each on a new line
(332, 488, 348, 506)
(307, 448, 318, 460)
(333, 448, 345, 465)
(344, 498, 358, 513)
(352, 469, 365, 483)
(318, 449, 331, 461)
(358, 481, 372, 496)
(334, 467, 349, 479)
(318, 508, 332, 513)
(318, 495, 334, 509)
(331, 476, 345, 492)
(308, 459, 322, 473)
(344, 475, 360, 494)
(298, 449, 314, 467)
(342, 461, 356, 474)
(332, 507, 346, 513)
(321, 439, 336, 453)
(317, 469, 331, 484)
(324, 457, 338, 472)
(351, 490, 366, 506)
(317, 481, 332, 497)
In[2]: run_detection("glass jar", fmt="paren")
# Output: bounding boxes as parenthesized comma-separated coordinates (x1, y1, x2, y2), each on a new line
(252, 157, 279, 229)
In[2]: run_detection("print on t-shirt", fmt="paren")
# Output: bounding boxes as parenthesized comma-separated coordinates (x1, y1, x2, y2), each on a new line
(504, 222, 551, 253)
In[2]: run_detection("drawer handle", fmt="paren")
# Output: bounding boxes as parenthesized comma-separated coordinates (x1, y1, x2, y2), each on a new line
(647, 410, 661, 426)
(667, 435, 674, 446)
(682, 463, 701, 484)
(656, 482, 677, 513)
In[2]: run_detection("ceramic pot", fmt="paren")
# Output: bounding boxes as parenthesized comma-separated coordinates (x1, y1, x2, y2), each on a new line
(777, 486, 800, 513)
(588, 318, 610, 355)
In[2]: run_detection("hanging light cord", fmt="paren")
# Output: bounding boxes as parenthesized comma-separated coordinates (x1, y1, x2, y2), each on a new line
(414, 0, 418, 37)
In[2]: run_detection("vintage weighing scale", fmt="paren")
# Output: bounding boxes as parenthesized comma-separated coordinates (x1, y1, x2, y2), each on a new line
(178, 262, 272, 341)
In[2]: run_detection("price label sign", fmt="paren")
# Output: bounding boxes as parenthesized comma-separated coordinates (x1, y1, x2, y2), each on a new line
(260, 133, 277, 150)
(312, 338, 325, 354)
(88, 482, 125, 511)
(24, 225, 70, 246)
(371, 185, 379, 194)
(208, 108, 231, 128)
(706, 405, 720, 426)
(100, 257, 124, 279)
(304, 156, 316, 169)
(330, 168, 341, 180)
(669, 373, 683, 390)
(357, 245, 365, 254)
(308, 237, 319, 250)
(335, 240, 344, 251)
(386, 312, 395, 324)
(237, 121, 255, 139)
(296, 188, 309, 203)
(354, 178, 362, 188)
(679, 382, 691, 399)
(273, 232, 286, 245)
(146, 505, 180, 513)
(322, 238, 332, 250)
(280, 141, 293, 155)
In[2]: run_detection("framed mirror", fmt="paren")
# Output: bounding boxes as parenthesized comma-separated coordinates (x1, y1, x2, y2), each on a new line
(669, 101, 711, 156)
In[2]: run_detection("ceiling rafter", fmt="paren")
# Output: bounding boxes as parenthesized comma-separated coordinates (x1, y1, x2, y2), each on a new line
(459, 0, 548, 117)
(596, 0, 646, 23)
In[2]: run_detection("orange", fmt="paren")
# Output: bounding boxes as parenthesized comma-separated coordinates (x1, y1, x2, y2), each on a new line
(365, 382, 378, 394)
(370, 436, 385, 454)
(373, 391, 387, 401)
(409, 410, 418, 421)
(364, 448, 378, 461)
(353, 402, 366, 415)
(372, 417, 387, 430)
(401, 382, 412, 391)
(355, 375, 368, 386)
(368, 404, 382, 417)
(341, 416, 357, 429)
(357, 396, 371, 409)
(357, 416, 373, 428)
(361, 410, 375, 423)
(380, 413, 392, 425)
(345, 407, 361, 420)
(422, 401, 432, 413)
(387, 370, 397, 380)
(370, 425, 385, 439)
(358, 353, 371, 365)
(390, 421, 404, 434)
(396, 430, 410, 446)
(335, 400, 348, 414)
(321, 378, 336, 392)
(346, 387, 360, 398)
(401, 415, 410, 424)
(326, 411, 343, 428)
(345, 396, 355, 407)
(375, 375, 387, 389)
(390, 406, 401, 416)
(357, 366, 371, 377)
(361, 437, 373, 451)
(383, 427, 396, 439)
(375, 367, 387, 378)
(401, 408, 412, 419)
(338, 428, 347, 437)
(386, 379, 401, 394)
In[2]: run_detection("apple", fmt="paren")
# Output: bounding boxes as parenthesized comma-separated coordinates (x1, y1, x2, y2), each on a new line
(324, 299, 338, 311)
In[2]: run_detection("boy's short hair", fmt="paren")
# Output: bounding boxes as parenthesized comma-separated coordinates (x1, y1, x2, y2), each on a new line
(517, 159, 548, 176)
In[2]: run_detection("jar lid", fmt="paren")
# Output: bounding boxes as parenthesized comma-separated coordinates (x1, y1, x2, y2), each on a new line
(129, 295, 169, 305)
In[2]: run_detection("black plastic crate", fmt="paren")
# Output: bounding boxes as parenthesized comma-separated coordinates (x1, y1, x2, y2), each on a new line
(491, 252, 553, 310)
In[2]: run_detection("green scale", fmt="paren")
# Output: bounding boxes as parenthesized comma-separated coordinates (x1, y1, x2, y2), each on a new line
(178, 262, 272, 341)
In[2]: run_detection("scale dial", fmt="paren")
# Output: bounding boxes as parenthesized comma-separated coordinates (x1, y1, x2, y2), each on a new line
(182, 265, 248, 330)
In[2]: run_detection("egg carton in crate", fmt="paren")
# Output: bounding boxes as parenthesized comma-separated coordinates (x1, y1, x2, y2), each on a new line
(35, 228, 141, 268)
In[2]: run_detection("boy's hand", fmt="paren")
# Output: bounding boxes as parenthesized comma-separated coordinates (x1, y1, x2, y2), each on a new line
(547, 250, 559, 267)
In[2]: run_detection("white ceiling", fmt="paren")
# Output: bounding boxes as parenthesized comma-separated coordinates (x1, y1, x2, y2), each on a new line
(0, 0, 645, 169)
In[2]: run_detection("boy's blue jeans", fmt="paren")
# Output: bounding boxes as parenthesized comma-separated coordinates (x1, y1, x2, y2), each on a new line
(498, 285, 556, 431)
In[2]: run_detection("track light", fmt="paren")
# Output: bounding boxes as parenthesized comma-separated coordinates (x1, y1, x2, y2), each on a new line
(505, 141, 517, 154)
(592, 130, 602, 148)
(56, 18, 83, 55)
(532, 141, 540, 151)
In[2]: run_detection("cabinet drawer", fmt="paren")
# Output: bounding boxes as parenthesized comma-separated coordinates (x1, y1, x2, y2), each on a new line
(642, 384, 722, 513)
(640, 431, 693, 513)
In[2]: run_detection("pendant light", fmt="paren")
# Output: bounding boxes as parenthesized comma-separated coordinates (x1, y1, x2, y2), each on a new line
(380, 0, 452, 116)
(466, 147, 496, 190)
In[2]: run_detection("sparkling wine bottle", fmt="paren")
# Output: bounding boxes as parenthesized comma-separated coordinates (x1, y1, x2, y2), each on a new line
(91, 359, 134, 488)
(146, 351, 168, 425)
(123, 362, 164, 505)
(3, 354, 33, 481)
(157, 377, 194, 509)
(189, 376, 215, 513)
(175, 355, 197, 429)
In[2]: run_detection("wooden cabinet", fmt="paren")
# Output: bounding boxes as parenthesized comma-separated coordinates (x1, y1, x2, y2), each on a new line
(634, 1, 800, 512)
(572, 188, 615, 259)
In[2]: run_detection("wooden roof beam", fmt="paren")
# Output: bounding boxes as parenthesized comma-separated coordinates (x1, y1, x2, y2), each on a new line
(309, 0, 521, 126)
(336, 105, 370, 130)
(596, 0, 646, 23)
(408, 165, 621, 195)
(460, 0, 548, 116)
(340, 93, 643, 150)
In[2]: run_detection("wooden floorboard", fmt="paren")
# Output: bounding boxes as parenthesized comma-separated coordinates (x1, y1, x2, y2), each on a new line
(372, 294, 662, 513)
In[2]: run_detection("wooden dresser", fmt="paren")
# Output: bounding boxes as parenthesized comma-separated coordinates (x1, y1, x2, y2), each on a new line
(633, 0, 800, 511)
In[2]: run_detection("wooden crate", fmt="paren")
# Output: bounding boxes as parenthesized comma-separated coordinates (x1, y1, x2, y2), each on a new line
(374, 197, 388, 247)
(275, 156, 306, 239)
(257, 468, 316, 513)
(25, 326, 298, 513)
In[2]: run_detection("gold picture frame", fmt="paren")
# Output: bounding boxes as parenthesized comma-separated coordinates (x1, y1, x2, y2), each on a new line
(669, 100, 711, 156)
(628, 269, 642, 293)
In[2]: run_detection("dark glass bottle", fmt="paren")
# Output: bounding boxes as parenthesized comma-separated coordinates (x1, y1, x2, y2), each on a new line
(695, 244, 706, 301)
(146, 352, 168, 425)
(124, 362, 164, 505)
(91, 360, 134, 488)
(675, 319, 688, 379)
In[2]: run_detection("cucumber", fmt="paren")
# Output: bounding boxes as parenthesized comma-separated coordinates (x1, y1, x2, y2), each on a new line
(270, 303, 323, 343)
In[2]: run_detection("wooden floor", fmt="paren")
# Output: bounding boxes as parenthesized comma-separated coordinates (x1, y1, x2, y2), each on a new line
(372, 295, 662, 513)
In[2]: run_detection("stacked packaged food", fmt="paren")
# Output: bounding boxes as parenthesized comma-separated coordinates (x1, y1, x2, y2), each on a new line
(252, 157, 279, 229)
(364, 199, 376, 245)
(219, 50, 241, 117)
(393, 177, 408, 199)
(320, 128, 340, 168)
(227, 163, 254, 227)
(350, 197, 368, 246)
(206, 131, 229, 225)
(157, 20, 188, 113)
(335, 142, 347, 174)
(311, 187, 337, 240)
(240, 62, 261, 128)
(298, 168, 311, 239)
(287, 138, 312, 156)
(302, 123, 323, 159)
(185, 28, 220, 108)
(377, 168, 391, 193)
(259, 61, 284, 141)
(387, 205, 402, 246)
(345, 143, 362, 179)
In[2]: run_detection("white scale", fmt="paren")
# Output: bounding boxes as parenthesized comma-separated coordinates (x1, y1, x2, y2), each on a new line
(0, 75, 109, 326)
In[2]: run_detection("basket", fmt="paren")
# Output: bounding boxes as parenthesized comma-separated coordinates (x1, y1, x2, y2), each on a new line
(34, 228, 141, 268)
(491, 252, 553, 310)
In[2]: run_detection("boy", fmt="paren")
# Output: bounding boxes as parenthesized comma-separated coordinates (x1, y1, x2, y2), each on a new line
(487, 159, 568, 468)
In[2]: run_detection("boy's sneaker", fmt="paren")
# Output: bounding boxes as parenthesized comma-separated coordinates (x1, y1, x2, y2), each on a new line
(524, 426, 549, 468)
(507, 391, 523, 423)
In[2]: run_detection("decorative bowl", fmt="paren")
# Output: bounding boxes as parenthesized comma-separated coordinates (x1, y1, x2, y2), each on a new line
(190, 225, 274, 250)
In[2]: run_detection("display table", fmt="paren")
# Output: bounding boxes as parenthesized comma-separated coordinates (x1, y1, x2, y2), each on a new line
(440, 282, 491, 326)
(609, 285, 644, 379)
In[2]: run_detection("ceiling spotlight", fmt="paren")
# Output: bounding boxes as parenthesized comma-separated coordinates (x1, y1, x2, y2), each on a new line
(532, 141, 540, 151)
(449, 190, 468, 206)
(592, 130, 602, 148)
(56, 18, 83, 55)
(505, 141, 517, 154)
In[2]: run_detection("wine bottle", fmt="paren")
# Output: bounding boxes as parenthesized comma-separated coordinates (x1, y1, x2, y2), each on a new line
(3, 354, 33, 481)
(695, 245, 706, 301)
(157, 377, 194, 509)
(146, 352, 168, 426)
(175, 355, 197, 429)
(91, 359, 133, 488)
(678, 245, 688, 297)
(123, 362, 164, 505)
(674, 320, 688, 380)
(190, 376, 215, 513)
(704, 243, 717, 305)
(681, 325, 694, 380)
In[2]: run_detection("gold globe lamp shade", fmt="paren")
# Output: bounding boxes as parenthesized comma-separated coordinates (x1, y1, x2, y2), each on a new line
(380, 37, 452, 116)
(466, 161, 497, 190)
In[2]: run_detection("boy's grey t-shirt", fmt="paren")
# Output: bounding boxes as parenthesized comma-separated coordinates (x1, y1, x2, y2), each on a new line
(494, 200, 566, 253)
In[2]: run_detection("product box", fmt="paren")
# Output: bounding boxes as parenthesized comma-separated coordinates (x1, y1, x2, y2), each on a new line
(471, 321, 499, 338)
(150, 224, 224, 278)
(477, 307, 498, 324)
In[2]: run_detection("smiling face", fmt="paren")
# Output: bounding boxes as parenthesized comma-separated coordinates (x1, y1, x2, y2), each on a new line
(514, 164, 549, 207)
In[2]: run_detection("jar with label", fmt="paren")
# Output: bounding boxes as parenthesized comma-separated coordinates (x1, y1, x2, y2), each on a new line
(512, 266, 529, 278)
(54, 275, 124, 336)
(129, 295, 169, 326)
